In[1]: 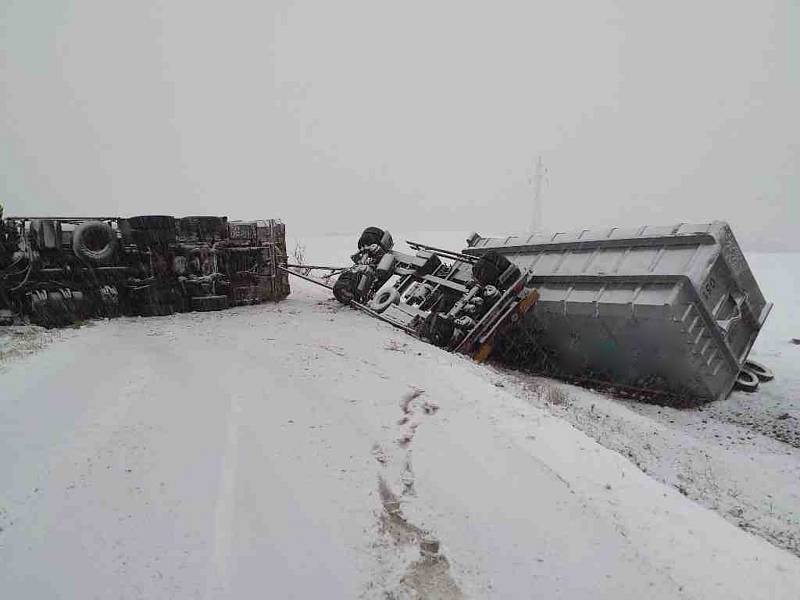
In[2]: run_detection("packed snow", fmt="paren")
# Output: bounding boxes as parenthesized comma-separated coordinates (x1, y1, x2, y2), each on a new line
(1, 233, 798, 599)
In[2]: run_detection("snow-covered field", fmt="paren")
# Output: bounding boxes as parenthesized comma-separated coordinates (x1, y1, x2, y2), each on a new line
(1, 233, 798, 599)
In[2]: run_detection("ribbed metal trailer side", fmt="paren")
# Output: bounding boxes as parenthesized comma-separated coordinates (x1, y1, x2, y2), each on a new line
(465, 222, 771, 402)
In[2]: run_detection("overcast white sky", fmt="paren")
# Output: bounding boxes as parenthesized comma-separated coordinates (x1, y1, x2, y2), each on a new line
(1, 1, 797, 248)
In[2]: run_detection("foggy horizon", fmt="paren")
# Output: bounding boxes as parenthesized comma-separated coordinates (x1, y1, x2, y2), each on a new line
(2, 1, 797, 251)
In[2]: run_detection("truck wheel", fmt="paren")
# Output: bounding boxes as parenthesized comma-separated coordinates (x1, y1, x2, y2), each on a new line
(128, 215, 177, 246)
(72, 221, 117, 264)
(734, 369, 760, 393)
(358, 226, 393, 251)
(333, 271, 359, 304)
(358, 227, 384, 249)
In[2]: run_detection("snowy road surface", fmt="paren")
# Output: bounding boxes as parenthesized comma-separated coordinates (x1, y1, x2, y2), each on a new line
(2, 279, 800, 598)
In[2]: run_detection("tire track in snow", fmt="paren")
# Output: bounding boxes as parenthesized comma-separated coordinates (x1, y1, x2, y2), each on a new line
(369, 388, 463, 599)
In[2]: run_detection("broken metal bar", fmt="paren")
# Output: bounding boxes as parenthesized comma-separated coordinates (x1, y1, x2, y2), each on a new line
(284, 263, 346, 271)
(278, 265, 334, 290)
(405, 240, 478, 263)
(279, 268, 417, 335)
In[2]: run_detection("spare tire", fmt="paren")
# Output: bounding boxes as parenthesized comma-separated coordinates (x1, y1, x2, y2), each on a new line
(473, 250, 512, 287)
(369, 287, 400, 313)
(72, 221, 117, 264)
(744, 359, 774, 382)
(734, 369, 760, 393)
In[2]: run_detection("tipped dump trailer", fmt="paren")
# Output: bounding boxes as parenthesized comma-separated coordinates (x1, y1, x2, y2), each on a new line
(464, 222, 771, 402)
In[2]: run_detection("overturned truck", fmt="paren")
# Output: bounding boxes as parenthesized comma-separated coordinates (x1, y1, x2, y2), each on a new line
(316, 222, 772, 405)
(0, 215, 289, 327)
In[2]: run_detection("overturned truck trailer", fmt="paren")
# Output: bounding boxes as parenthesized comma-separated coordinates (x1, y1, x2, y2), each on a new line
(0, 215, 289, 327)
(465, 222, 772, 403)
(317, 222, 770, 405)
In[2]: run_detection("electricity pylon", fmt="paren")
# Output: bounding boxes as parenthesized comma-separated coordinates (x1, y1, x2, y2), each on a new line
(528, 156, 545, 233)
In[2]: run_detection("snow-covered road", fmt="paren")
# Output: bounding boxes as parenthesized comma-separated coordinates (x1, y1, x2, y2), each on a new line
(2, 280, 799, 599)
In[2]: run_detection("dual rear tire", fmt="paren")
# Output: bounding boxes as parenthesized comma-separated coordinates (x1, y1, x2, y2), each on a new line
(734, 360, 776, 393)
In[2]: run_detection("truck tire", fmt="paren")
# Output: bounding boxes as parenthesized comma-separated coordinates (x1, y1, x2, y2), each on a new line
(473, 251, 512, 287)
(128, 215, 175, 230)
(369, 287, 400, 313)
(744, 359, 774, 382)
(358, 227, 383, 249)
(333, 271, 359, 304)
(358, 226, 393, 251)
(191, 295, 229, 312)
(734, 369, 760, 393)
(128, 215, 177, 246)
(72, 221, 117, 264)
(180, 216, 228, 241)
